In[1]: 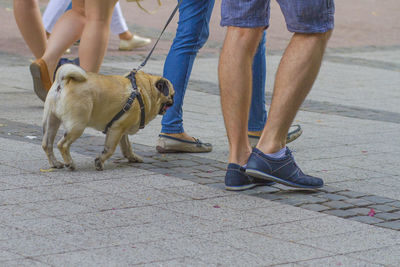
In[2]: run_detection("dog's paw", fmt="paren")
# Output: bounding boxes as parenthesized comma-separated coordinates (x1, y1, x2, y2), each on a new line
(51, 161, 64, 169)
(65, 163, 76, 171)
(128, 154, 143, 163)
(95, 158, 104, 171)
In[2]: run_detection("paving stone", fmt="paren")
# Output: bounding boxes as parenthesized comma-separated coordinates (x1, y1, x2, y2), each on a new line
(191, 165, 220, 172)
(202, 230, 332, 265)
(0, 236, 78, 257)
(370, 204, 399, 213)
(208, 183, 226, 191)
(388, 201, 400, 208)
(337, 190, 370, 198)
(175, 160, 200, 167)
(151, 161, 180, 168)
(374, 220, 400, 230)
(343, 198, 373, 207)
(252, 186, 280, 194)
(297, 255, 384, 267)
(321, 193, 348, 201)
(350, 216, 384, 224)
(169, 173, 199, 181)
(211, 162, 228, 170)
(0, 259, 52, 267)
(278, 198, 309, 206)
(297, 227, 400, 254)
(374, 212, 400, 221)
(345, 244, 400, 266)
(195, 170, 226, 178)
(300, 204, 330, 212)
(346, 208, 371, 216)
(162, 184, 233, 200)
(323, 209, 358, 218)
(190, 157, 215, 165)
(322, 201, 354, 209)
(318, 186, 344, 193)
(185, 177, 219, 185)
(257, 193, 286, 201)
(361, 195, 394, 204)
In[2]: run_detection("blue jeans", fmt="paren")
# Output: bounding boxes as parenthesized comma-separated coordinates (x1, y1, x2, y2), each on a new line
(162, 0, 267, 133)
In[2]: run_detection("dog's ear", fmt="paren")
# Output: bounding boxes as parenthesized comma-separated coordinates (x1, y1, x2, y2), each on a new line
(155, 79, 169, 96)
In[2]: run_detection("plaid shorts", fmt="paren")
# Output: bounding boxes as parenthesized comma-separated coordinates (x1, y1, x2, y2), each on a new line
(221, 0, 335, 33)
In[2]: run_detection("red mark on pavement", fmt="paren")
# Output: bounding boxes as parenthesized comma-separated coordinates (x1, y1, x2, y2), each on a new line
(213, 205, 221, 208)
(368, 208, 376, 217)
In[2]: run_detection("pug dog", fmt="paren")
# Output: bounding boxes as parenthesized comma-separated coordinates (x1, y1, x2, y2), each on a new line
(42, 64, 174, 171)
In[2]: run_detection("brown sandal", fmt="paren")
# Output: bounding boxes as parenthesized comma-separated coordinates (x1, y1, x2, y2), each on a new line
(30, 58, 52, 102)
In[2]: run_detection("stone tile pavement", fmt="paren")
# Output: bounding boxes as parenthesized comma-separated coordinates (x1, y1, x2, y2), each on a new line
(1, 0, 400, 264)
(1, 46, 400, 265)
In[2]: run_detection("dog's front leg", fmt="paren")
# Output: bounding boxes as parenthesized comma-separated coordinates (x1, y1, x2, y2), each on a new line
(95, 129, 124, 171)
(119, 134, 143, 163)
(42, 112, 64, 169)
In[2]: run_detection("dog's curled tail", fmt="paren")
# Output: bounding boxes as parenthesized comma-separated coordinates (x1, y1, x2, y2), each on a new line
(56, 64, 87, 84)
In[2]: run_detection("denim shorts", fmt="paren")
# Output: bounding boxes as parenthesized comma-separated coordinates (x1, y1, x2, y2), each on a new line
(221, 0, 335, 33)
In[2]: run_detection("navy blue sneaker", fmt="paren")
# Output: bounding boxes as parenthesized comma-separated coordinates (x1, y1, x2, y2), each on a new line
(246, 148, 323, 189)
(53, 57, 80, 80)
(225, 163, 275, 191)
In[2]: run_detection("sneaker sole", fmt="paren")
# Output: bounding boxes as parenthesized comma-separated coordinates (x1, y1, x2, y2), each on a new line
(30, 63, 47, 102)
(246, 168, 323, 189)
(225, 183, 257, 191)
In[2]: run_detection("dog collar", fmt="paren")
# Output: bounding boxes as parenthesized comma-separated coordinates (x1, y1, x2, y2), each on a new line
(103, 71, 145, 134)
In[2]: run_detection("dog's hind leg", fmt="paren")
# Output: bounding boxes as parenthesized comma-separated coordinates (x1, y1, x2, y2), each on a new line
(119, 134, 143, 163)
(57, 125, 85, 171)
(42, 112, 64, 169)
(95, 128, 125, 171)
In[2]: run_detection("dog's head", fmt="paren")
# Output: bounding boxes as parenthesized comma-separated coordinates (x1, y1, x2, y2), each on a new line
(135, 71, 175, 116)
(154, 78, 174, 115)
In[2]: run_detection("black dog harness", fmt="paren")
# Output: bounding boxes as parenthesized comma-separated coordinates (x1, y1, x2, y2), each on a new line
(103, 71, 145, 134)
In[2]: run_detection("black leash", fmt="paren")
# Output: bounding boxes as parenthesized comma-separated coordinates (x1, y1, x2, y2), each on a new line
(103, 0, 182, 134)
(136, 0, 182, 71)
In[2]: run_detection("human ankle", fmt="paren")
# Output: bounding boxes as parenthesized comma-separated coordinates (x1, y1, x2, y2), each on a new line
(161, 132, 194, 141)
(229, 148, 251, 166)
(119, 31, 133, 41)
(256, 142, 285, 155)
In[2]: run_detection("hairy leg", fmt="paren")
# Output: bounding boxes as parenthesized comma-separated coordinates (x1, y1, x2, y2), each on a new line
(218, 26, 264, 165)
(257, 31, 332, 154)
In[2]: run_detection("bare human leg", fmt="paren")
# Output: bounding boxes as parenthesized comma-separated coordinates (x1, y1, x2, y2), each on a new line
(42, 0, 86, 82)
(257, 31, 333, 154)
(218, 26, 264, 165)
(79, 0, 118, 73)
(13, 0, 47, 59)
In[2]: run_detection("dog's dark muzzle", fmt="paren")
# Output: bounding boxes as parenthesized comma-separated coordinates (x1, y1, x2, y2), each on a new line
(159, 96, 174, 115)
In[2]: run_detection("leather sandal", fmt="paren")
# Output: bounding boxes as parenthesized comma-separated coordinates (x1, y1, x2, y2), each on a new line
(156, 134, 212, 153)
(248, 124, 303, 148)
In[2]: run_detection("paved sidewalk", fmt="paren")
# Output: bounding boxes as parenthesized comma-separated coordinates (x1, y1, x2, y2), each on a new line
(1, 0, 400, 266)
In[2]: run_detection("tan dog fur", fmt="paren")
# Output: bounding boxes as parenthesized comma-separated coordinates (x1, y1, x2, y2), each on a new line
(42, 64, 174, 171)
